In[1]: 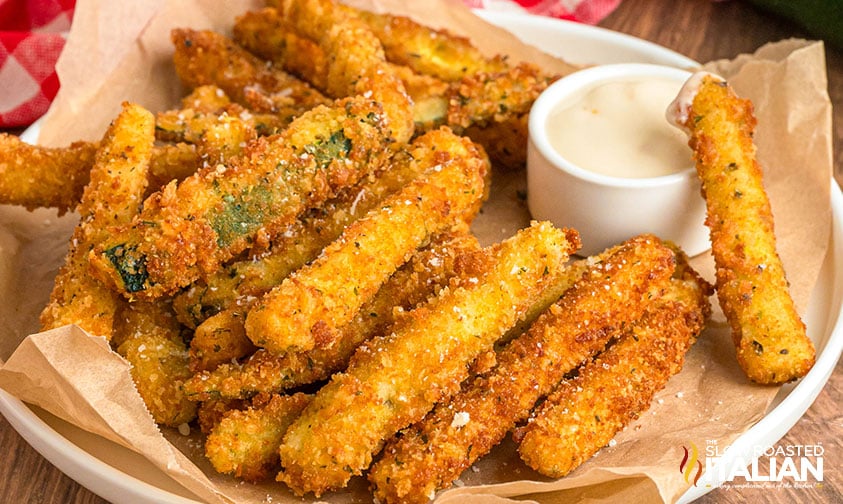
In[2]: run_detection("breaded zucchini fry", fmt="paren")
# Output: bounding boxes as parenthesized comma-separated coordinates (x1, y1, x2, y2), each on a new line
(446, 62, 557, 131)
(187, 310, 256, 373)
(514, 264, 712, 478)
(155, 102, 290, 146)
(113, 300, 197, 426)
(244, 128, 489, 354)
(205, 392, 311, 482)
(39, 103, 153, 337)
(92, 7, 415, 299)
(90, 95, 396, 299)
(0, 133, 97, 214)
(275, 0, 415, 144)
(233, 8, 449, 130)
(351, 8, 510, 82)
(171, 28, 328, 114)
(669, 72, 815, 384)
(172, 143, 430, 328)
(369, 235, 677, 503)
(184, 231, 480, 399)
(276, 221, 580, 496)
(0, 134, 200, 213)
(233, 9, 329, 91)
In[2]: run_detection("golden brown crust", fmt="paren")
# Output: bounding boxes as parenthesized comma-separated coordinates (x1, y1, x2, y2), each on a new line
(39, 103, 154, 337)
(368, 235, 676, 504)
(171, 28, 328, 113)
(515, 269, 711, 478)
(275, 222, 580, 496)
(205, 392, 311, 482)
(244, 128, 489, 354)
(680, 75, 814, 384)
(114, 300, 197, 426)
(184, 231, 479, 400)
(0, 133, 97, 214)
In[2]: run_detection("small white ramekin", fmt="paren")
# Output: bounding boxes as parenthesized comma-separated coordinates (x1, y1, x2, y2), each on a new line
(526, 63, 709, 257)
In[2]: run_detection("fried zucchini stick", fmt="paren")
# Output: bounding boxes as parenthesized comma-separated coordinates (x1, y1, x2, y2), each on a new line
(171, 28, 328, 114)
(446, 62, 557, 131)
(91, 10, 413, 299)
(369, 235, 677, 504)
(276, 221, 580, 496)
(348, 7, 511, 81)
(515, 263, 712, 478)
(244, 128, 488, 354)
(0, 134, 201, 213)
(184, 231, 480, 399)
(39, 103, 153, 337)
(205, 392, 311, 482)
(155, 103, 290, 145)
(233, 8, 449, 130)
(90, 95, 396, 299)
(274, 0, 415, 144)
(668, 72, 815, 384)
(172, 144, 430, 328)
(0, 133, 97, 214)
(233, 8, 328, 89)
(112, 300, 197, 426)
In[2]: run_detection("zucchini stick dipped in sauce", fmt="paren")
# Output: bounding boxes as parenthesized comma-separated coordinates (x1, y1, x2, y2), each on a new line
(668, 72, 815, 384)
(276, 222, 581, 496)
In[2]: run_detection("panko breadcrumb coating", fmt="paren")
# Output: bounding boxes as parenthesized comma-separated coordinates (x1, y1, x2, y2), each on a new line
(515, 261, 712, 478)
(184, 231, 480, 401)
(669, 72, 814, 384)
(39, 102, 153, 337)
(244, 128, 489, 354)
(369, 234, 676, 503)
(205, 392, 311, 482)
(276, 221, 580, 496)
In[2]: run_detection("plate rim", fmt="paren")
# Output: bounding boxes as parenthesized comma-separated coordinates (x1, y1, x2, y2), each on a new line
(1, 9, 840, 504)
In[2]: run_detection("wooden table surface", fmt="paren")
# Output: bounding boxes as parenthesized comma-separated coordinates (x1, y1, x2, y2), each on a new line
(1, 0, 841, 503)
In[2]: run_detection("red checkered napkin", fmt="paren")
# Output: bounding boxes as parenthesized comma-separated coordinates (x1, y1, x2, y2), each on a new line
(0, 0, 75, 128)
(463, 0, 621, 24)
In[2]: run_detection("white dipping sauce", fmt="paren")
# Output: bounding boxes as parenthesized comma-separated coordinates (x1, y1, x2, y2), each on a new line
(545, 77, 690, 178)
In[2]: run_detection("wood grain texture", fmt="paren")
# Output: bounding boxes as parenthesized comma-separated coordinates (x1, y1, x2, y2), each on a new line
(0, 0, 840, 502)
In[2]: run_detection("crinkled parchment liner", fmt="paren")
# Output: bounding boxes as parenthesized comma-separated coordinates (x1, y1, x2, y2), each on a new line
(0, 0, 833, 503)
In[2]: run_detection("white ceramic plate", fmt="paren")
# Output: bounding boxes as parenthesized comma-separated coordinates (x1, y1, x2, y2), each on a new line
(1, 10, 841, 504)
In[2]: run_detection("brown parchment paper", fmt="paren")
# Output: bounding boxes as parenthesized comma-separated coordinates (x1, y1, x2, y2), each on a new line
(0, 0, 834, 503)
